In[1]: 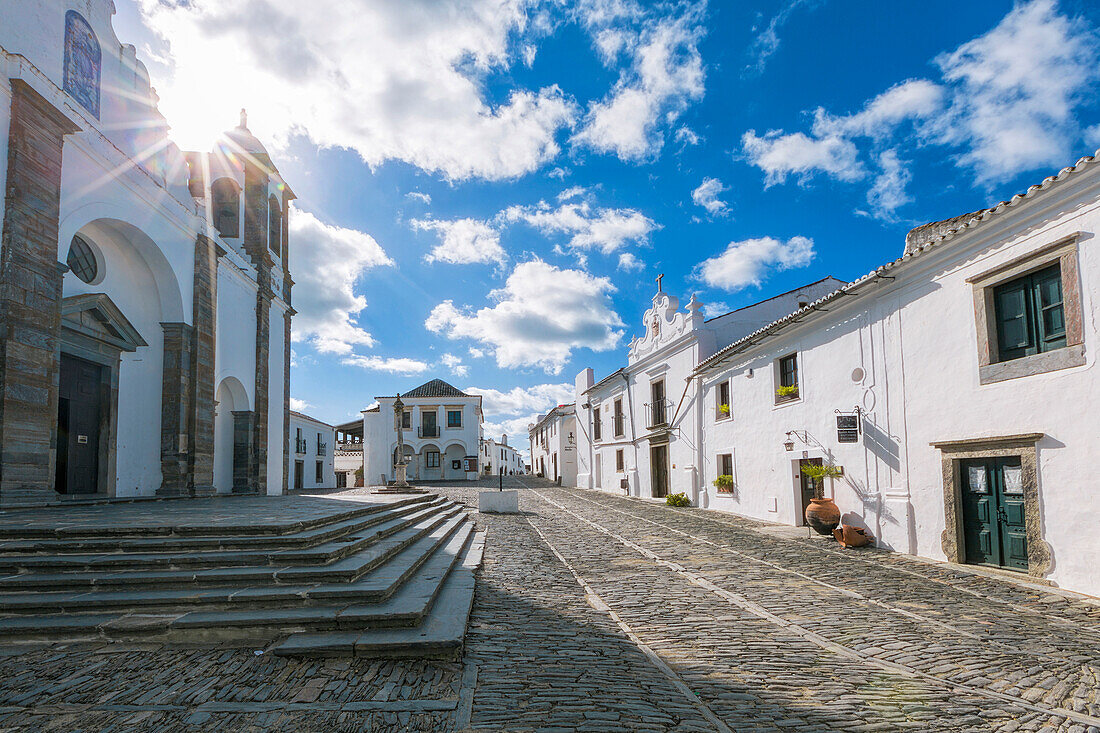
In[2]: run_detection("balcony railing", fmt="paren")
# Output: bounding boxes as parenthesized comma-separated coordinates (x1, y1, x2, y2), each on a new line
(295, 437, 308, 454)
(645, 399, 670, 429)
(316, 442, 327, 456)
(419, 426, 439, 438)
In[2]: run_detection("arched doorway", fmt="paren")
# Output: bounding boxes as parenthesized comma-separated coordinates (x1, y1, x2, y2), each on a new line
(214, 377, 250, 494)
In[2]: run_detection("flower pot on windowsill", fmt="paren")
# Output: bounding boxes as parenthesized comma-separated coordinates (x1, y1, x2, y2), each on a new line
(775, 385, 799, 404)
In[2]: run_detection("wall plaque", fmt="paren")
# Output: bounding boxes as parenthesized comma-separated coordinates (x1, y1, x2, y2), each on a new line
(836, 414, 859, 443)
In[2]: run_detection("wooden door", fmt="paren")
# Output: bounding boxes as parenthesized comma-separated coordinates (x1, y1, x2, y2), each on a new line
(797, 458, 822, 524)
(56, 355, 103, 494)
(961, 457, 1028, 570)
(294, 460, 304, 490)
(650, 444, 669, 498)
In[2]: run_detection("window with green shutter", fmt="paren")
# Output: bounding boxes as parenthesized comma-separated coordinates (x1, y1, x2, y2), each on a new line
(993, 264, 1066, 363)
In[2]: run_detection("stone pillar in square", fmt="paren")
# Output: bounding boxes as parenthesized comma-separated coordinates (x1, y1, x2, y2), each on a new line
(189, 234, 223, 496)
(0, 80, 78, 506)
(158, 322, 194, 496)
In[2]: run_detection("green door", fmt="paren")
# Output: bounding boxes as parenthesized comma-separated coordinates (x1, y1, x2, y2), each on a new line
(960, 457, 1028, 571)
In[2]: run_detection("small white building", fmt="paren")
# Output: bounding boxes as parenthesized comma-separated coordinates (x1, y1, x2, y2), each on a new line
(528, 404, 577, 484)
(287, 412, 335, 490)
(693, 150, 1100, 597)
(362, 379, 483, 485)
(481, 435, 523, 477)
(574, 277, 843, 501)
(333, 421, 364, 489)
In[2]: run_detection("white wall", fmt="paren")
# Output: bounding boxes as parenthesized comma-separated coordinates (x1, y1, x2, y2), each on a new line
(363, 395, 481, 484)
(266, 306, 287, 495)
(288, 413, 336, 490)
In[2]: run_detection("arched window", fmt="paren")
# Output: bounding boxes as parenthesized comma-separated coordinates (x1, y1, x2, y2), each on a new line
(211, 178, 240, 238)
(268, 195, 282, 258)
(66, 235, 99, 284)
(63, 11, 101, 118)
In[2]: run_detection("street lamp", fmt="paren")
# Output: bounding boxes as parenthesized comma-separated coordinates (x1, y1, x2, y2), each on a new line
(783, 431, 795, 452)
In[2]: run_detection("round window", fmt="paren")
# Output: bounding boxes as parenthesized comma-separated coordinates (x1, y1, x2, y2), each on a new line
(66, 235, 99, 284)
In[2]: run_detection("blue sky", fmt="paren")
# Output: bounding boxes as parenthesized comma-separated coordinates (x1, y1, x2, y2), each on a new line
(117, 0, 1100, 458)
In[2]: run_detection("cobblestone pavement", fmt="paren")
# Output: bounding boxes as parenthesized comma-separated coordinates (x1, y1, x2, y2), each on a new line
(1, 479, 1098, 732)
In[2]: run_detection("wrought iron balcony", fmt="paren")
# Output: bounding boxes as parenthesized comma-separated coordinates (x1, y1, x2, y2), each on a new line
(316, 442, 327, 456)
(418, 426, 439, 439)
(644, 399, 670, 430)
(295, 437, 308, 454)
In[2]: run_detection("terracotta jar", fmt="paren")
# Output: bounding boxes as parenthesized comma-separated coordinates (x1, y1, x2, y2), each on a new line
(804, 497, 841, 536)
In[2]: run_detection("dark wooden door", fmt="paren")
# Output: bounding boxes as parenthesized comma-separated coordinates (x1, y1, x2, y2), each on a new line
(798, 458, 822, 524)
(650, 445, 669, 498)
(56, 355, 103, 494)
(961, 457, 1028, 570)
(294, 460, 304, 490)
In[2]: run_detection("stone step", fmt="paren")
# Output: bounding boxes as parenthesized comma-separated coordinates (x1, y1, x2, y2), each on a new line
(0, 507, 466, 612)
(0, 495, 437, 555)
(271, 529, 485, 659)
(0, 517, 476, 644)
(0, 499, 452, 577)
(0, 494, 434, 540)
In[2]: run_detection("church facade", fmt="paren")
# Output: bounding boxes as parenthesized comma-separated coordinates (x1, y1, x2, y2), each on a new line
(0, 0, 294, 504)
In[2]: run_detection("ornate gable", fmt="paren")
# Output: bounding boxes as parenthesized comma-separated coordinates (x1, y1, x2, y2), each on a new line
(61, 293, 147, 353)
(628, 287, 704, 363)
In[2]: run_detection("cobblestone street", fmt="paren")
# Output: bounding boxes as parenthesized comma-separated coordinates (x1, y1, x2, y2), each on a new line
(0, 479, 1098, 732)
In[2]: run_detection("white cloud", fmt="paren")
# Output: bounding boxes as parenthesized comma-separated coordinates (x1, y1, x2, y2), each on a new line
(468, 346, 486, 359)
(573, 6, 705, 161)
(412, 217, 506, 265)
(138, 0, 577, 180)
(674, 126, 701, 146)
(865, 150, 911, 219)
(694, 236, 815, 291)
(745, 0, 818, 75)
(691, 177, 729, 215)
(405, 191, 432, 204)
(441, 352, 469, 378)
(702, 301, 729, 318)
(932, 0, 1098, 183)
(425, 259, 624, 374)
(812, 79, 944, 140)
(742, 131, 864, 186)
(617, 252, 645, 271)
(1087, 124, 1100, 149)
(557, 185, 588, 202)
(501, 199, 657, 254)
(467, 383, 574, 417)
(289, 208, 393, 355)
(289, 397, 312, 412)
(341, 354, 430, 375)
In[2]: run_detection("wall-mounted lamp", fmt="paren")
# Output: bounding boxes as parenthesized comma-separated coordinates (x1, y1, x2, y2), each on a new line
(783, 431, 795, 452)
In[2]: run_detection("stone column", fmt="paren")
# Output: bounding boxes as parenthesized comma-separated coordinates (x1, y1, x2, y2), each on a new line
(0, 81, 78, 506)
(158, 322, 194, 496)
(188, 234, 222, 496)
(281, 303, 293, 496)
(251, 279, 271, 494)
(231, 410, 254, 494)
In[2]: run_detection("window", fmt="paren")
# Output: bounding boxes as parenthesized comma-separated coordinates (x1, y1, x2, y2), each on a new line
(613, 398, 625, 438)
(615, 449, 625, 472)
(396, 410, 411, 430)
(776, 353, 799, 403)
(716, 453, 733, 493)
(66, 235, 99, 284)
(315, 461, 323, 484)
(715, 380, 730, 420)
(593, 407, 602, 441)
(211, 178, 240, 238)
(447, 409, 462, 428)
(268, 194, 282, 257)
(650, 380, 666, 427)
(426, 451, 440, 468)
(993, 264, 1066, 362)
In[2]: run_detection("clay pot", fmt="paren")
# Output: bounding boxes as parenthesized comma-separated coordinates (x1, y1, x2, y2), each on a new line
(832, 524, 873, 548)
(804, 497, 841, 536)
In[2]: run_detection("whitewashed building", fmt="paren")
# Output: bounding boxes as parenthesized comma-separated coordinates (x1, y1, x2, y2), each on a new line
(288, 412, 335, 490)
(528, 404, 577, 484)
(0, 1, 294, 504)
(693, 151, 1100, 597)
(333, 422, 364, 489)
(574, 277, 843, 501)
(362, 379, 482, 485)
(480, 435, 523, 477)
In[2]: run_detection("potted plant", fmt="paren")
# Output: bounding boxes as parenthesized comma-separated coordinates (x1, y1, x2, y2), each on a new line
(800, 463, 842, 535)
(718, 403, 730, 418)
(775, 384, 799, 400)
(712, 474, 734, 493)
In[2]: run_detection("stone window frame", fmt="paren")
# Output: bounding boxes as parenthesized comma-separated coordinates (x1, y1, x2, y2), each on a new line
(931, 433, 1052, 579)
(968, 233, 1085, 385)
(715, 452, 734, 493)
(615, 448, 625, 472)
(773, 352, 801, 406)
(445, 406, 463, 429)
